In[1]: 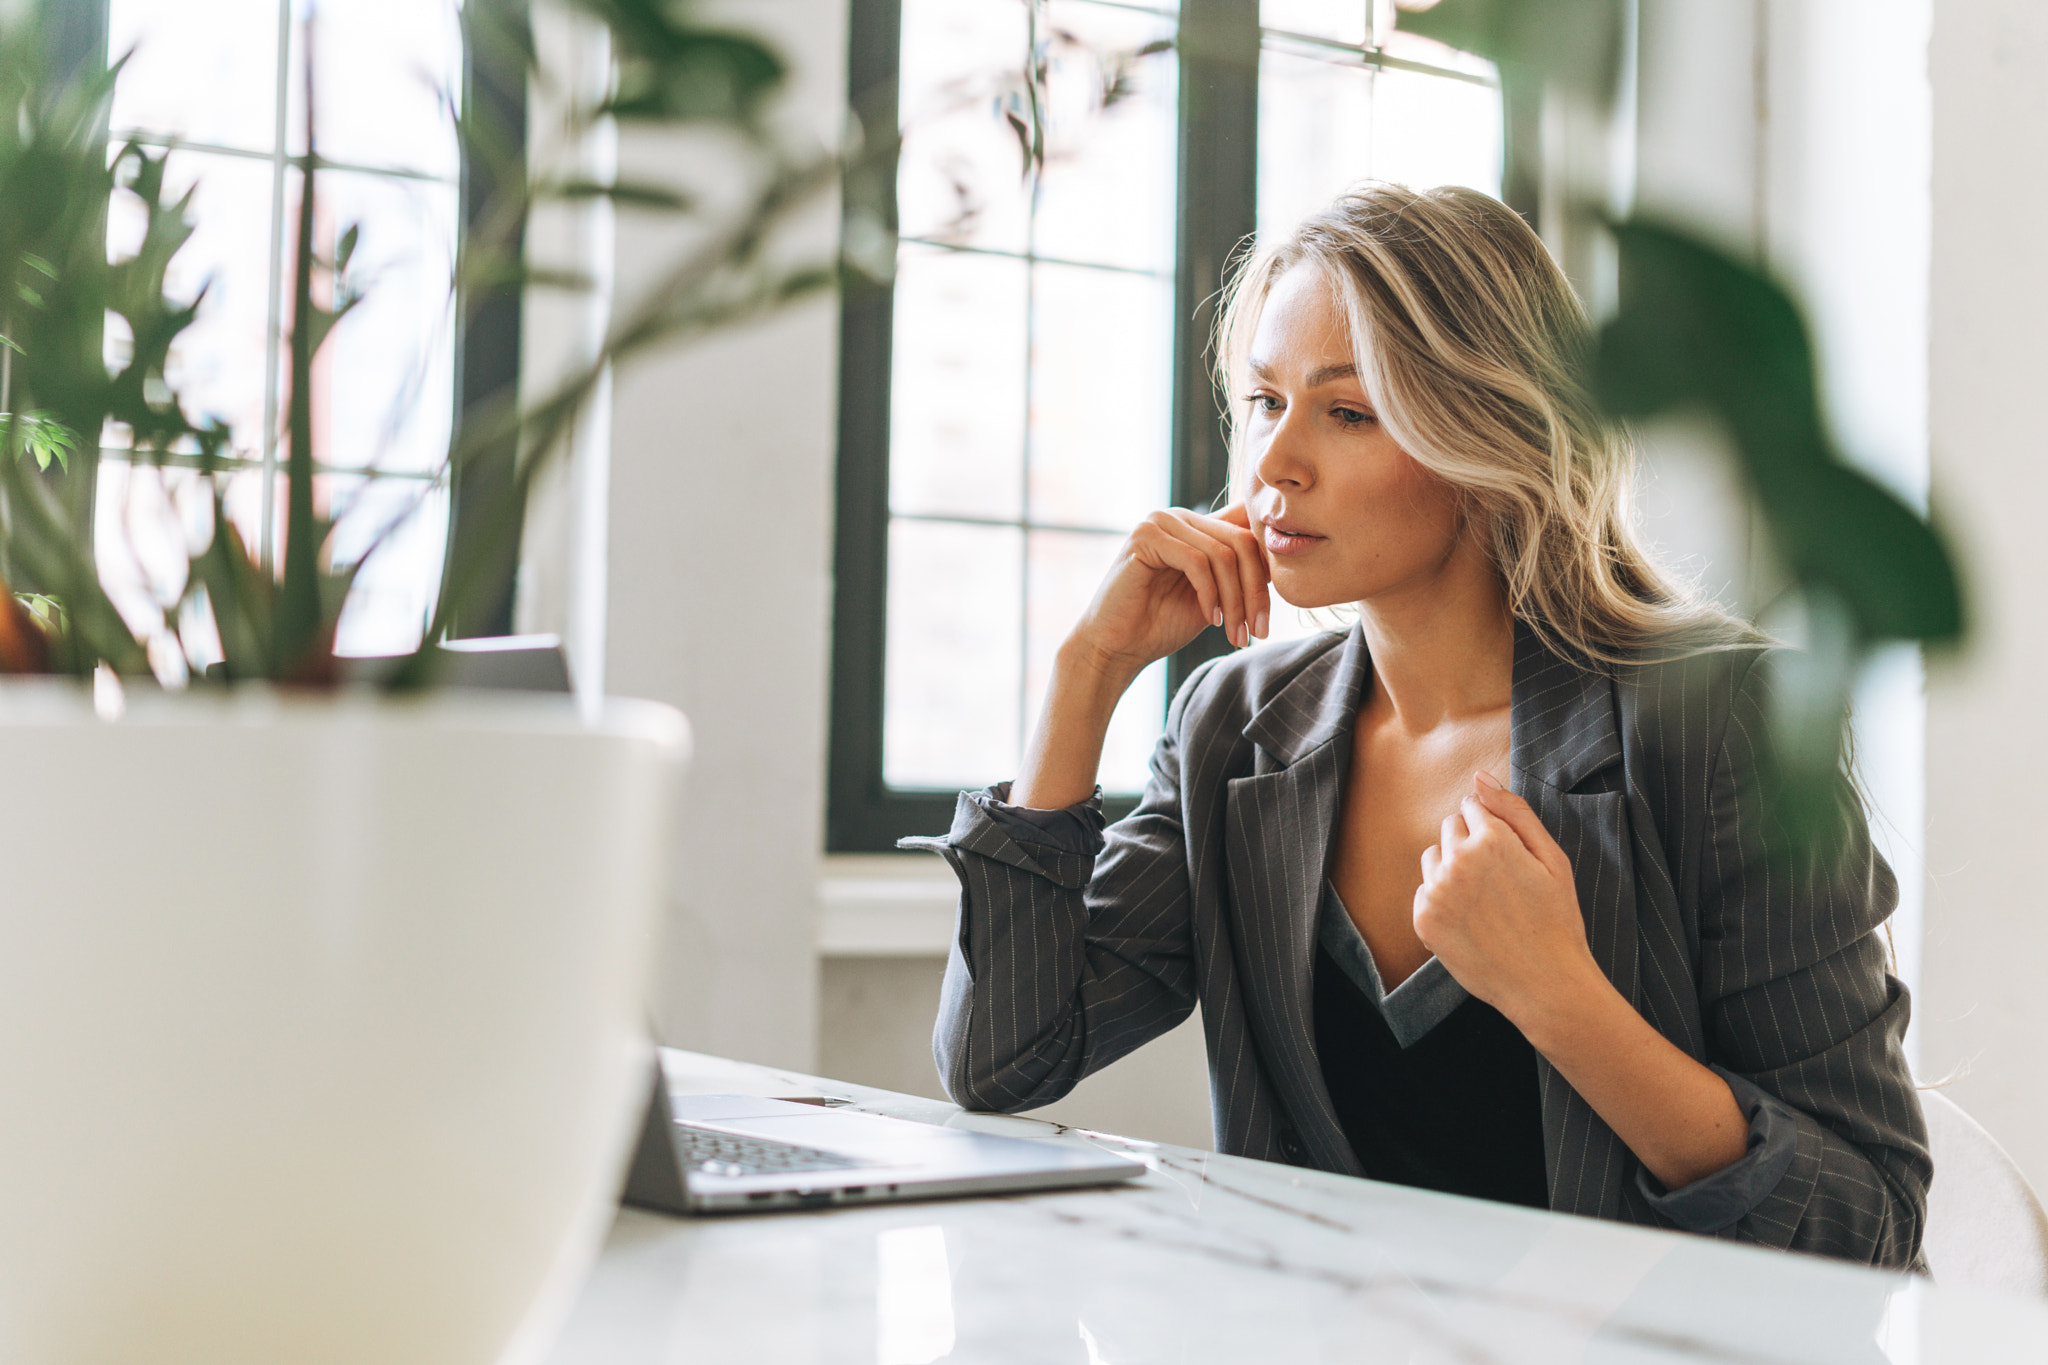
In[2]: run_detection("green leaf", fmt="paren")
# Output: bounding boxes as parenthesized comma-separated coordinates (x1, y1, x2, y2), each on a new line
(1593, 219, 1965, 647)
(1595, 220, 1827, 467)
(188, 499, 274, 680)
(1757, 463, 1965, 645)
(298, 293, 364, 364)
(15, 593, 64, 630)
(1399, 0, 1626, 101)
(545, 177, 696, 211)
(1004, 111, 1034, 178)
(2, 412, 79, 473)
(583, 3, 788, 125)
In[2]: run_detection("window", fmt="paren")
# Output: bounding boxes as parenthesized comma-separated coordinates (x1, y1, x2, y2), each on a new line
(88, 0, 522, 670)
(832, 0, 1501, 851)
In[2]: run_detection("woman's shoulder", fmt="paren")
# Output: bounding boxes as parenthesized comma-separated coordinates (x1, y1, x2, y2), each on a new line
(1608, 640, 1776, 777)
(1612, 639, 1772, 702)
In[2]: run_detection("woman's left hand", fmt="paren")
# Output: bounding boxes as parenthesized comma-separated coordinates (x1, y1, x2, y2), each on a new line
(1412, 771, 1609, 1033)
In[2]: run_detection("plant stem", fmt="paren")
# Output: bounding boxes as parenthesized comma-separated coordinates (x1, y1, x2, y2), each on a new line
(277, 15, 322, 676)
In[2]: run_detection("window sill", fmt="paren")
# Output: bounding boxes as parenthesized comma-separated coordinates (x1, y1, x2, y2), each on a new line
(817, 854, 957, 958)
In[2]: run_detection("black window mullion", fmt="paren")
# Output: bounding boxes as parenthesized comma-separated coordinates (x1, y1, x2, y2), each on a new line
(444, 0, 531, 640)
(830, 0, 954, 852)
(1167, 0, 1259, 702)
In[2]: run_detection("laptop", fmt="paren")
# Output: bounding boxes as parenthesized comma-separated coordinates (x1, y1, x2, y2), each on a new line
(339, 633, 576, 692)
(402, 636, 1142, 1211)
(621, 1067, 1147, 1214)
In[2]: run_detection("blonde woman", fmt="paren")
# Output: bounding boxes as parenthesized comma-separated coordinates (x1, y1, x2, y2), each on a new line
(905, 184, 1928, 1267)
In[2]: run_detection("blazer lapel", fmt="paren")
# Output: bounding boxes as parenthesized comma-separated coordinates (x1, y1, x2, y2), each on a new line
(1509, 623, 1639, 1008)
(1217, 622, 1654, 1212)
(1509, 622, 1646, 1220)
(1222, 627, 1370, 1174)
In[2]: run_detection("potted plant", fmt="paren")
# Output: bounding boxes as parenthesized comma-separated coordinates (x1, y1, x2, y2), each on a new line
(0, 4, 855, 1361)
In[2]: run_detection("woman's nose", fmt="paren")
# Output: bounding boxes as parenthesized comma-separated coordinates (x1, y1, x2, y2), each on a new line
(1253, 410, 1314, 490)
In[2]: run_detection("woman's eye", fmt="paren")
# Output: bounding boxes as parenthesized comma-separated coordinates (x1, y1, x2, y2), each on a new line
(1243, 394, 1282, 414)
(1333, 406, 1375, 426)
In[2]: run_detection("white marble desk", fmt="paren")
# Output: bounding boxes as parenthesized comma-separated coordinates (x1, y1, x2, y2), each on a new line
(544, 1049, 2048, 1364)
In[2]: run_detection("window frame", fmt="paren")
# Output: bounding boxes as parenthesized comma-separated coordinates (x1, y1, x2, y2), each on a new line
(64, 0, 528, 644)
(828, 0, 1512, 854)
(445, 0, 530, 639)
(830, 0, 1254, 853)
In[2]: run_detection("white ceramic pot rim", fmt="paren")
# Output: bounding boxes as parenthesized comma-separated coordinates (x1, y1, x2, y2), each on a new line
(0, 678, 691, 751)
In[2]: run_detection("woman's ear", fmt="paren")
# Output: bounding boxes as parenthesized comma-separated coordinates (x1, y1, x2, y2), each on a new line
(1450, 493, 1497, 554)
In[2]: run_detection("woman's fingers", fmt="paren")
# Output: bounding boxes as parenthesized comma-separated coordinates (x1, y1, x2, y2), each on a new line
(1122, 506, 1271, 650)
(1154, 515, 1239, 637)
(1420, 842, 1442, 884)
(1213, 505, 1273, 642)
(1440, 810, 1467, 853)
(1132, 517, 1222, 624)
(1156, 510, 1263, 647)
(1171, 507, 1261, 646)
(1471, 772, 1572, 877)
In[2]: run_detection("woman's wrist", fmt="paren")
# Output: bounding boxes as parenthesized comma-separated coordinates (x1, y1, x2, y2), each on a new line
(1504, 956, 1626, 1063)
(1055, 632, 1148, 699)
(1517, 965, 1751, 1191)
(1010, 638, 1139, 810)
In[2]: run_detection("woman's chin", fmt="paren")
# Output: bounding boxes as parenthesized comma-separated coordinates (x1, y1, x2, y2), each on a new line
(1270, 573, 1352, 613)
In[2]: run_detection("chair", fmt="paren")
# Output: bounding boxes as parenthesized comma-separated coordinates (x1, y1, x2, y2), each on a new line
(1921, 1089, 2048, 1298)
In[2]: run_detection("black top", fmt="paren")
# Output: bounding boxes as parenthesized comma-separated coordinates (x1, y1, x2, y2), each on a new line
(1311, 945, 1549, 1209)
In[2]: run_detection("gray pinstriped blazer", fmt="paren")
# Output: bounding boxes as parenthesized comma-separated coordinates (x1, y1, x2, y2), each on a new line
(907, 622, 1930, 1268)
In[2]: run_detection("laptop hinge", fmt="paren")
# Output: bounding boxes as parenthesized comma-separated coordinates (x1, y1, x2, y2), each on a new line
(620, 1065, 692, 1215)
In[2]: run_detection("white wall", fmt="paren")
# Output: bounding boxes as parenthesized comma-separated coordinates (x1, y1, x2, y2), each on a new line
(1633, 0, 1933, 1077)
(1923, 0, 2048, 1190)
(518, 3, 614, 710)
(1637, 0, 2048, 1196)
(598, 0, 849, 1072)
(1756, 0, 1933, 1073)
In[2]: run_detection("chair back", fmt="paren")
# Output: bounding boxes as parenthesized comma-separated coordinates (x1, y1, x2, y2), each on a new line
(1922, 1089, 2048, 1298)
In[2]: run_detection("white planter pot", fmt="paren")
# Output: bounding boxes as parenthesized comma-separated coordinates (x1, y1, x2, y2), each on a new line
(0, 685, 688, 1365)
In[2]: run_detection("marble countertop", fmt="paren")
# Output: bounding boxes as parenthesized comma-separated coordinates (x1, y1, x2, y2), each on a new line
(543, 1049, 2048, 1364)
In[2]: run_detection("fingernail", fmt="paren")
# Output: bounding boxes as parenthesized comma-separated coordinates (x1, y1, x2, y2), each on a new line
(1475, 769, 1502, 790)
(1238, 622, 1250, 648)
(1212, 607, 1223, 629)
(1255, 610, 1269, 639)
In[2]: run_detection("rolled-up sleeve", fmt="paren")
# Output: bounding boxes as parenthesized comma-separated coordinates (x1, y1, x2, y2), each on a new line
(973, 783, 1108, 856)
(897, 687, 1204, 1115)
(1635, 1067, 1800, 1233)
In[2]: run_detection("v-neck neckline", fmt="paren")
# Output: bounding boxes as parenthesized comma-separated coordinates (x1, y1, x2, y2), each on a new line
(1318, 881, 1470, 1049)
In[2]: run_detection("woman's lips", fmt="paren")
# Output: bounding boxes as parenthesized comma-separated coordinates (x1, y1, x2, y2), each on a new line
(1261, 520, 1325, 557)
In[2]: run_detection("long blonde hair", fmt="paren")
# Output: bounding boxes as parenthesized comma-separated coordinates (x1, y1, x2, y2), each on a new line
(1217, 182, 1753, 664)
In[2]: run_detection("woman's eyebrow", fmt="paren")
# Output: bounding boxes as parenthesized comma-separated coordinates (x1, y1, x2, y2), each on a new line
(1246, 358, 1360, 387)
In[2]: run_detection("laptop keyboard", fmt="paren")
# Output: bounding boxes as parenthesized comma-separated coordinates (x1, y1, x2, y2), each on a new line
(674, 1125, 866, 1180)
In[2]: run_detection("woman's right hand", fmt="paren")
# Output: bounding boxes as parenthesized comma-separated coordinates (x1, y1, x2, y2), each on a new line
(1065, 504, 1272, 685)
(1010, 505, 1270, 810)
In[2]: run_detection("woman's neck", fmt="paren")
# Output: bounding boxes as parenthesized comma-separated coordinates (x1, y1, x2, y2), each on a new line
(1354, 533, 1514, 732)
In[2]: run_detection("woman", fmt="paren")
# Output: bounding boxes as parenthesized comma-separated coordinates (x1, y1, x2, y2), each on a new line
(904, 184, 1928, 1267)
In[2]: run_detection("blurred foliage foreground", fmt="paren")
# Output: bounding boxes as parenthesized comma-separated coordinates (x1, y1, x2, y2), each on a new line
(1403, 0, 1964, 849)
(0, 0, 881, 687)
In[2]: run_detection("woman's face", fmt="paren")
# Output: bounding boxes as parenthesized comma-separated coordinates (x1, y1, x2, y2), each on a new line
(1241, 265, 1469, 612)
